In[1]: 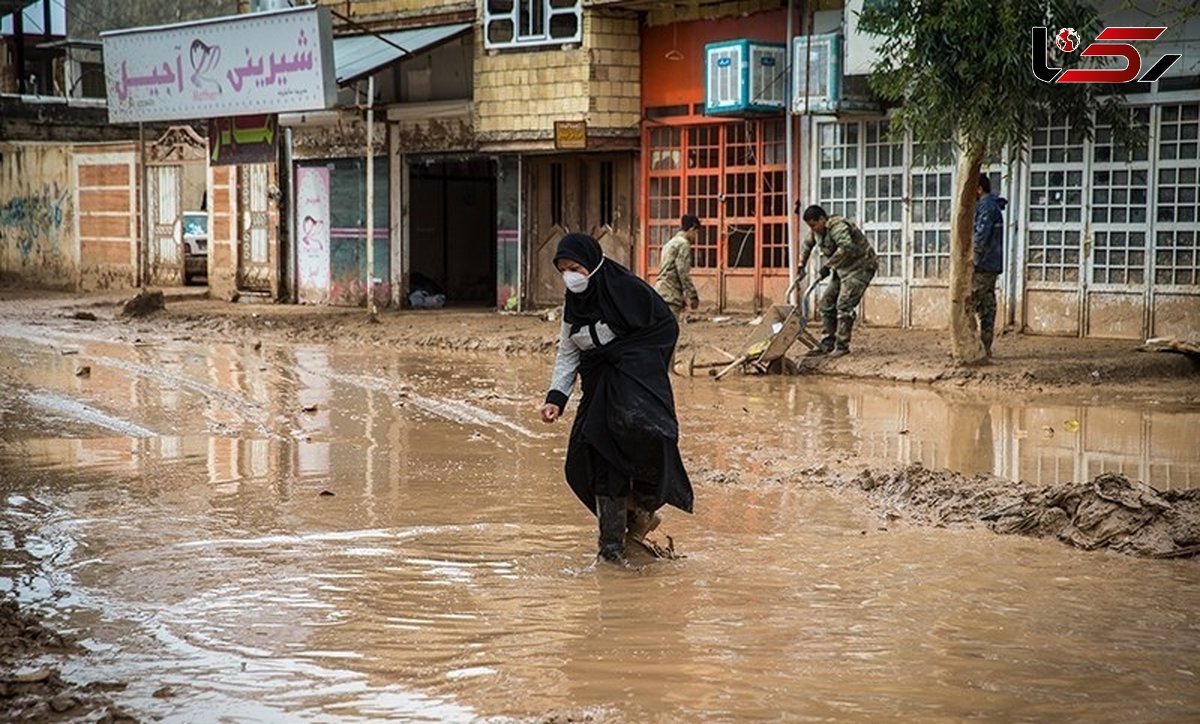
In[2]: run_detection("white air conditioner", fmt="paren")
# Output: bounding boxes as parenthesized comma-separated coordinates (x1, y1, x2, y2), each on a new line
(792, 33, 840, 114)
(705, 40, 787, 115)
(792, 33, 879, 114)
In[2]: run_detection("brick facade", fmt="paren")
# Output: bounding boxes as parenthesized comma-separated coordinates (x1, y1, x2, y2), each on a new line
(475, 10, 640, 146)
(208, 166, 238, 300)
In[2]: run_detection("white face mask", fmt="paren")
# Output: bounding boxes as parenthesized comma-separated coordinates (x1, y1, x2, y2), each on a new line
(563, 271, 589, 294)
(562, 256, 604, 294)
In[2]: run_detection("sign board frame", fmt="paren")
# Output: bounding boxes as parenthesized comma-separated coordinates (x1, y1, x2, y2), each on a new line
(554, 121, 588, 150)
(102, 6, 336, 124)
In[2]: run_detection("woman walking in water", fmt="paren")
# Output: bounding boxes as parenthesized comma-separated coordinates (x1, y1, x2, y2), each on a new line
(539, 233, 694, 564)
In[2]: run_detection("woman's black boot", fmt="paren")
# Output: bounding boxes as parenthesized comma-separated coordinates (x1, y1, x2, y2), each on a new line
(596, 496, 628, 564)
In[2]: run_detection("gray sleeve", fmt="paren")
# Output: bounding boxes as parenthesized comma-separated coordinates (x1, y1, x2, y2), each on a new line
(548, 320, 580, 402)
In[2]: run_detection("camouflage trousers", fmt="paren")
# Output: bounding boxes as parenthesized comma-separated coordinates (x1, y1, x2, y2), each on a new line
(819, 265, 876, 349)
(668, 305, 686, 374)
(970, 270, 999, 353)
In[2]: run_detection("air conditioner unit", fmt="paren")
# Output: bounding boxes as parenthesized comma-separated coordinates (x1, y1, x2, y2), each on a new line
(792, 33, 840, 114)
(704, 40, 787, 115)
(792, 33, 879, 115)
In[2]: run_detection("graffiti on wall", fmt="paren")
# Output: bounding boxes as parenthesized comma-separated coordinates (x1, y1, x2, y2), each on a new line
(0, 184, 70, 264)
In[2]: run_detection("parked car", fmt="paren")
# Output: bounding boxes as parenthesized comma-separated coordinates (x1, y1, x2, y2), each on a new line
(182, 211, 208, 284)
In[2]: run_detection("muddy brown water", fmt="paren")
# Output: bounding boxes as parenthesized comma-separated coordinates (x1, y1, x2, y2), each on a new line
(1, 321, 1199, 721)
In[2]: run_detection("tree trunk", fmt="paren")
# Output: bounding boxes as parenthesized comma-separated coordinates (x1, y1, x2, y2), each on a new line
(949, 136, 987, 365)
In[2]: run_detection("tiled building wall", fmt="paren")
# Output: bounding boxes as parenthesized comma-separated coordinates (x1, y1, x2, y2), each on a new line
(475, 10, 639, 142)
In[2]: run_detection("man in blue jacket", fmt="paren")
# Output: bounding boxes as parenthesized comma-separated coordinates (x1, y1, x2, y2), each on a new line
(972, 174, 1007, 358)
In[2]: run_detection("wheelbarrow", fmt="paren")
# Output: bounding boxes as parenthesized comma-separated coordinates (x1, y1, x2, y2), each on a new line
(686, 276, 822, 380)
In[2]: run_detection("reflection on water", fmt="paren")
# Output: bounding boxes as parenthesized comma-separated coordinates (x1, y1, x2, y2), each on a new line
(3, 333, 1196, 492)
(0, 326, 1198, 721)
(679, 377, 1200, 491)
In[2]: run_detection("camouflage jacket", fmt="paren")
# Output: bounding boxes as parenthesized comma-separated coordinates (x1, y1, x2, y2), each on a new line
(654, 232, 699, 308)
(800, 216, 877, 273)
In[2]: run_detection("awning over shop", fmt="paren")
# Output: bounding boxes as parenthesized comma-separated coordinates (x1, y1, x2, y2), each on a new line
(333, 23, 470, 86)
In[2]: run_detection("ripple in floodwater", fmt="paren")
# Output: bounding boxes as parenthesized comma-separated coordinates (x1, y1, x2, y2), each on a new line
(0, 333, 1198, 721)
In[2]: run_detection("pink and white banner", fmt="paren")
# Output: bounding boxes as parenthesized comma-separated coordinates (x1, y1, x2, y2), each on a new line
(295, 166, 330, 305)
(102, 6, 336, 124)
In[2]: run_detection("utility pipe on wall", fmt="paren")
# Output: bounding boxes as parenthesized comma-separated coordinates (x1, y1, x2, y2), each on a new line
(365, 75, 377, 321)
(785, 0, 796, 304)
(139, 121, 149, 292)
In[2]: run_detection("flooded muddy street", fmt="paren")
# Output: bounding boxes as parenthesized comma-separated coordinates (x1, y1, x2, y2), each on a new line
(2, 318, 1199, 721)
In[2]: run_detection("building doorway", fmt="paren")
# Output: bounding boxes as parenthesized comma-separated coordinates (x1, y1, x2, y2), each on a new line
(409, 157, 497, 306)
(642, 119, 790, 312)
(525, 153, 636, 308)
(145, 126, 209, 287)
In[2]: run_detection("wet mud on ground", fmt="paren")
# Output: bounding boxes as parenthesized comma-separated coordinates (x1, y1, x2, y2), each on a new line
(164, 302, 1200, 402)
(1, 291, 1199, 720)
(798, 465, 1200, 558)
(4, 289, 1196, 403)
(859, 467, 1200, 558)
(1, 573, 137, 722)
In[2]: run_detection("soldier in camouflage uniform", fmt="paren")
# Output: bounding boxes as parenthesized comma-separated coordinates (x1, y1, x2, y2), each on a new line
(797, 204, 878, 358)
(971, 174, 1007, 358)
(655, 214, 701, 373)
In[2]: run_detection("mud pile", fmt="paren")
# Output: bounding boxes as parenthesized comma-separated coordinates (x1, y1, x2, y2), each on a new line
(1, 599, 137, 722)
(0, 599, 71, 660)
(120, 290, 165, 318)
(849, 464, 1200, 558)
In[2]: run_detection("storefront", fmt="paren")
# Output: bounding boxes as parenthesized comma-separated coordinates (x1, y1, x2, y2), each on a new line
(293, 155, 388, 306)
(811, 94, 1200, 339)
(639, 9, 793, 311)
(522, 150, 638, 308)
(644, 119, 790, 310)
(408, 156, 496, 307)
(98, 7, 337, 301)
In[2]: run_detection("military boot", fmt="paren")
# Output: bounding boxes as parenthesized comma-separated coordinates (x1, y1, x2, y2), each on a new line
(807, 314, 838, 357)
(828, 316, 854, 358)
(596, 496, 628, 564)
(980, 325, 995, 359)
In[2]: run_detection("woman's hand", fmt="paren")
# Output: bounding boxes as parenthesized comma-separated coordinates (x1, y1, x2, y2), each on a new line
(540, 403, 561, 424)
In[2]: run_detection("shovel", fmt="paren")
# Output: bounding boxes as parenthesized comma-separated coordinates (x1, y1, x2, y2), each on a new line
(686, 354, 736, 376)
(784, 275, 803, 306)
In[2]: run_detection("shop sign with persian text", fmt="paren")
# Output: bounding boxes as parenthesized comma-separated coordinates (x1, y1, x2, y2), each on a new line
(102, 6, 336, 124)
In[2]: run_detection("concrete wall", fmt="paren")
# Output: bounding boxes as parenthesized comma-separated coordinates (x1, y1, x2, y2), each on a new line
(397, 34, 473, 103)
(475, 10, 639, 146)
(0, 98, 143, 144)
(291, 117, 389, 161)
(0, 143, 76, 288)
(315, 0, 472, 25)
(644, 0, 784, 26)
(67, 0, 239, 40)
